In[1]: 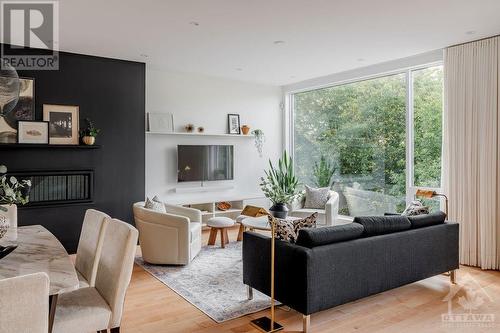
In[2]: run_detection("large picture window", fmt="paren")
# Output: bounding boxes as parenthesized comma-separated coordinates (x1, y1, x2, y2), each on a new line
(292, 65, 443, 217)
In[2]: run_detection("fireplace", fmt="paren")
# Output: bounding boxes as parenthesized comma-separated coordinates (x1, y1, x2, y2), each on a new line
(9, 170, 94, 207)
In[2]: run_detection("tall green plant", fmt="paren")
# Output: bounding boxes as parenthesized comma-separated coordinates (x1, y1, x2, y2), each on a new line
(312, 155, 336, 188)
(260, 151, 300, 204)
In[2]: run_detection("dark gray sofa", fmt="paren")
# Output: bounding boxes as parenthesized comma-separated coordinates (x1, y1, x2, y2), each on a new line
(242, 213, 459, 332)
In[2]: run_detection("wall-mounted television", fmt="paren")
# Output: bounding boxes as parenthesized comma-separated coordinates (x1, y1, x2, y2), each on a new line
(177, 145, 234, 182)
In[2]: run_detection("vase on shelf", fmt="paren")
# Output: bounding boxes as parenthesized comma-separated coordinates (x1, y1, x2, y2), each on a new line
(241, 125, 250, 135)
(0, 204, 17, 240)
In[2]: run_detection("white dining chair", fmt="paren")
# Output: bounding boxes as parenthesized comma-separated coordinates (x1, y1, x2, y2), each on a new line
(53, 218, 139, 333)
(75, 209, 110, 288)
(0, 272, 50, 333)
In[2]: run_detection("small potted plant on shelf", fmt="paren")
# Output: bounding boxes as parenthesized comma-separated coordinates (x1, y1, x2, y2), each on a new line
(260, 151, 300, 218)
(80, 118, 100, 145)
(251, 129, 265, 157)
(0, 164, 31, 240)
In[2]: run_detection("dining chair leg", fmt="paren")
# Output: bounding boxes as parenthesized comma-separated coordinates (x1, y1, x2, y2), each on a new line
(110, 327, 120, 333)
(48, 294, 59, 333)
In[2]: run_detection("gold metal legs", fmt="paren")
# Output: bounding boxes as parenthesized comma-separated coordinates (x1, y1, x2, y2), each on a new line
(450, 270, 457, 284)
(303, 315, 310, 333)
(247, 285, 253, 300)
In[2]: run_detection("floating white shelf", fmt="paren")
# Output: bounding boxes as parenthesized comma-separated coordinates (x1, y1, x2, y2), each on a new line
(146, 131, 254, 138)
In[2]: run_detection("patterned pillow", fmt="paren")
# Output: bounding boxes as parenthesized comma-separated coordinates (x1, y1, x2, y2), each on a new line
(304, 185, 330, 209)
(402, 200, 429, 216)
(271, 213, 318, 243)
(144, 197, 166, 213)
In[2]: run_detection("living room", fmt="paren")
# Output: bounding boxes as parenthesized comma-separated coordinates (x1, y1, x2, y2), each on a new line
(1, 1, 500, 333)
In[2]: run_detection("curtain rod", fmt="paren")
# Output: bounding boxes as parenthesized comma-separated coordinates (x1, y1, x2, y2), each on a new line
(447, 33, 500, 49)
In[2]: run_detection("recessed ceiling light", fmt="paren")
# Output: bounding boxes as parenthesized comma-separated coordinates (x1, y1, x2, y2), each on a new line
(273, 40, 285, 45)
(189, 21, 200, 26)
(140, 54, 149, 58)
(466, 30, 476, 35)
(235, 68, 243, 71)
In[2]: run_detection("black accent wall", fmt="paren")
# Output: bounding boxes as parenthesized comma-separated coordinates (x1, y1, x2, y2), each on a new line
(1, 45, 145, 252)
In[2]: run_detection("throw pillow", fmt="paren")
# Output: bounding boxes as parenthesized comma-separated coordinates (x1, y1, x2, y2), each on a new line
(402, 200, 429, 216)
(152, 195, 162, 203)
(271, 213, 318, 243)
(144, 197, 166, 213)
(304, 185, 330, 209)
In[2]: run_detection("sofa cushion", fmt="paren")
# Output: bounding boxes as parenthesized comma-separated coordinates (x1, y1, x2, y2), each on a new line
(304, 185, 330, 209)
(272, 213, 317, 243)
(408, 211, 446, 229)
(353, 215, 411, 236)
(296, 223, 364, 248)
(144, 197, 166, 213)
(402, 200, 429, 216)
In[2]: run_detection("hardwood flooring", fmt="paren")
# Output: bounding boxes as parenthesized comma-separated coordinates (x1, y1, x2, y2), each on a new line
(120, 226, 500, 333)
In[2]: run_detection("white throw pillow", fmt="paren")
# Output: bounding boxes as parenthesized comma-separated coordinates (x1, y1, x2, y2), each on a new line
(144, 197, 166, 213)
(304, 185, 330, 209)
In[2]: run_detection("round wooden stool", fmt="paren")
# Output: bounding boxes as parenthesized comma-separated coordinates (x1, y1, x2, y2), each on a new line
(207, 217, 235, 248)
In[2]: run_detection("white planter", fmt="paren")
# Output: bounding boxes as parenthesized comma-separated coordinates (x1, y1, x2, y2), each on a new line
(0, 204, 17, 240)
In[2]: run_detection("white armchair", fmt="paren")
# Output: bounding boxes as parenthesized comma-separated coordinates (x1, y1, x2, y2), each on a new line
(133, 202, 202, 265)
(289, 190, 342, 226)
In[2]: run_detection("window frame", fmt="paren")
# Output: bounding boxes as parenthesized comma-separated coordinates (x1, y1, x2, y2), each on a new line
(286, 62, 444, 212)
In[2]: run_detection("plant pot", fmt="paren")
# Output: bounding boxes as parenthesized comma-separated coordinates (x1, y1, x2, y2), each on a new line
(241, 125, 250, 135)
(269, 203, 288, 219)
(82, 136, 95, 145)
(0, 204, 17, 240)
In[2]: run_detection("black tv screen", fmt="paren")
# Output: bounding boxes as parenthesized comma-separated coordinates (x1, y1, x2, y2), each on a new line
(177, 145, 234, 182)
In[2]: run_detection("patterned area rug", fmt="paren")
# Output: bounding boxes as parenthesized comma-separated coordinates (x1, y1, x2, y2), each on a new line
(135, 241, 271, 323)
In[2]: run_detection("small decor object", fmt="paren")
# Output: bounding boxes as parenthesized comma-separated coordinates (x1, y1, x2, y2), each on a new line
(227, 114, 241, 134)
(197, 126, 205, 133)
(415, 189, 449, 218)
(252, 129, 265, 157)
(0, 165, 30, 240)
(260, 151, 300, 219)
(0, 72, 35, 143)
(17, 121, 49, 144)
(241, 125, 250, 135)
(147, 112, 174, 133)
(216, 201, 232, 211)
(79, 118, 100, 146)
(185, 124, 195, 133)
(43, 104, 79, 145)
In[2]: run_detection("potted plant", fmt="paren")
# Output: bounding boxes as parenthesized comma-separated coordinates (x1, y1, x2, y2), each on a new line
(0, 165, 31, 239)
(80, 118, 100, 145)
(260, 151, 300, 218)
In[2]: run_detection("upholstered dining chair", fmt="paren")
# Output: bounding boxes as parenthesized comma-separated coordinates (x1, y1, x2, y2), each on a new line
(0, 272, 49, 333)
(133, 201, 202, 265)
(53, 218, 139, 333)
(75, 209, 110, 288)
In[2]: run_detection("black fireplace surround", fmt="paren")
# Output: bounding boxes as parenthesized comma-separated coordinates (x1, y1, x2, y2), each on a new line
(1, 44, 145, 252)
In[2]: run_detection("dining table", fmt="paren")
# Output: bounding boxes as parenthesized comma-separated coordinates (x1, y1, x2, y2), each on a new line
(0, 225, 79, 333)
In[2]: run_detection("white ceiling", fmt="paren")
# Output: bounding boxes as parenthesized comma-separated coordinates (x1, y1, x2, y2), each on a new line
(20, 1, 500, 85)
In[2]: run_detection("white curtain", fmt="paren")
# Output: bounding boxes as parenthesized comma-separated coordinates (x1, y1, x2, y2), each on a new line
(443, 36, 500, 270)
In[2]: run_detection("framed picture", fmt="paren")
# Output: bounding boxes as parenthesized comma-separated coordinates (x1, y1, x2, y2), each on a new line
(148, 112, 174, 133)
(227, 114, 241, 134)
(0, 77, 35, 143)
(17, 121, 49, 144)
(43, 104, 80, 145)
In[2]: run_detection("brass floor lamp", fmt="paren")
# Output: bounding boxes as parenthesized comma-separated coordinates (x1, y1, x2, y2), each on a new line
(415, 189, 449, 218)
(250, 217, 283, 332)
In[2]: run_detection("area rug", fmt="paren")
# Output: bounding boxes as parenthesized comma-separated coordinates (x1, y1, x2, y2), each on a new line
(135, 241, 271, 323)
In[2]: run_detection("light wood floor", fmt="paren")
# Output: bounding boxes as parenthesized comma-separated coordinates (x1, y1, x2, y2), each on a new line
(120, 226, 500, 333)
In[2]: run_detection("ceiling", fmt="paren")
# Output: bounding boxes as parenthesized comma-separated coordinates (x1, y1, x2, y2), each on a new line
(10, 0, 500, 85)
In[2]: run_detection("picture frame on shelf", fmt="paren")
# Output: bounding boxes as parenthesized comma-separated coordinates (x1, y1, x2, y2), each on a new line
(147, 112, 174, 133)
(227, 114, 241, 135)
(43, 104, 80, 145)
(0, 77, 35, 144)
(17, 121, 49, 144)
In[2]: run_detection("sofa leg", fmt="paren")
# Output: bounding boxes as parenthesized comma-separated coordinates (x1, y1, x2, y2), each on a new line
(247, 285, 253, 300)
(303, 314, 310, 333)
(450, 270, 457, 284)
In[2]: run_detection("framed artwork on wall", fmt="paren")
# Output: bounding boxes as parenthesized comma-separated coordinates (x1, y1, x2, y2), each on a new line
(227, 114, 241, 134)
(43, 104, 80, 145)
(0, 77, 35, 143)
(147, 112, 174, 133)
(17, 121, 49, 144)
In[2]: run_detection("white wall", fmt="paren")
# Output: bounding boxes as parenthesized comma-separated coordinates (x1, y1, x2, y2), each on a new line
(146, 69, 283, 201)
